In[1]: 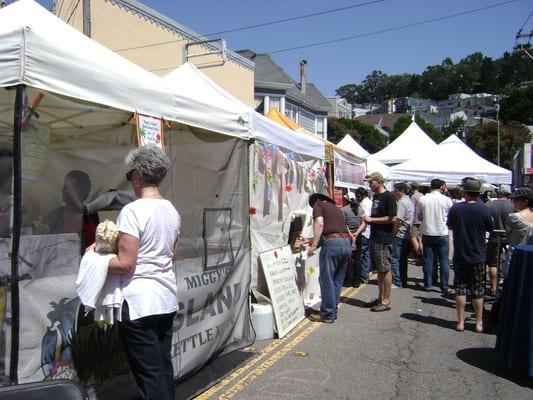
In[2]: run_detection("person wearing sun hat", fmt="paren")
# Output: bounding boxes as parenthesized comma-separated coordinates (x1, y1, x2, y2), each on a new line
(447, 177, 493, 333)
(485, 183, 515, 295)
(362, 171, 397, 312)
(506, 187, 533, 264)
(307, 192, 352, 323)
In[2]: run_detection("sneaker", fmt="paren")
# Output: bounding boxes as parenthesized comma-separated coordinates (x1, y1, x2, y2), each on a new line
(391, 284, 402, 289)
(308, 314, 334, 324)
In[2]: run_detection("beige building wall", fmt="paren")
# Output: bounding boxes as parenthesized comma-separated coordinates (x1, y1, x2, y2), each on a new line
(54, 0, 254, 106)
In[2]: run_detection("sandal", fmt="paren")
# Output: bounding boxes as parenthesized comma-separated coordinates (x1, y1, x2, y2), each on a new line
(370, 303, 391, 312)
(365, 298, 380, 308)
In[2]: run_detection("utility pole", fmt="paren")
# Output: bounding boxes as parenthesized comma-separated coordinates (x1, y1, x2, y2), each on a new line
(495, 103, 500, 166)
(83, 0, 91, 37)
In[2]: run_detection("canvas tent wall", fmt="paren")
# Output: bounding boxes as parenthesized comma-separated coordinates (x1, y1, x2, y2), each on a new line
(0, 0, 253, 397)
(371, 121, 438, 165)
(389, 134, 512, 184)
(163, 63, 327, 300)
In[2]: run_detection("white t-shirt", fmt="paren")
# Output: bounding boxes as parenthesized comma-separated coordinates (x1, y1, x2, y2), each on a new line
(117, 198, 181, 320)
(418, 191, 452, 236)
(358, 197, 372, 239)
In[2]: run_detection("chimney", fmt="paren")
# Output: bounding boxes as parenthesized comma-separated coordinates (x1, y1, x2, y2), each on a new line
(299, 59, 307, 96)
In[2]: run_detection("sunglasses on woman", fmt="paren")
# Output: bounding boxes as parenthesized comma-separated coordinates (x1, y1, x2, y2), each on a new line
(126, 169, 135, 181)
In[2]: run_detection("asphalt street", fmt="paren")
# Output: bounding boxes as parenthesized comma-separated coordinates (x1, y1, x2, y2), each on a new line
(180, 263, 533, 400)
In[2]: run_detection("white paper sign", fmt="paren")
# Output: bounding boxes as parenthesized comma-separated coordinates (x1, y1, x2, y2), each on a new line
(259, 246, 305, 338)
(136, 114, 164, 150)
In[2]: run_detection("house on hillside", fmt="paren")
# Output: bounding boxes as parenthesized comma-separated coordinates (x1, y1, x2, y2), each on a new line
(236, 50, 332, 140)
(53, 0, 255, 105)
(326, 96, 353, 119)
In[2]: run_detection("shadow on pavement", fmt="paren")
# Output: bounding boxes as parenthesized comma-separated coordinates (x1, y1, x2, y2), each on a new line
(456, 347, 533, 389)
(175, 349, 256, 399)
(413, 295, 456, 309)
(400, 312, 456, 330)
(339, 296, 368, 308)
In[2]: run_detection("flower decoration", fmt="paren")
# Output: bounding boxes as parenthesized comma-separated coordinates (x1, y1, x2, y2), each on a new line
(248, 207, 257, 216)
(285, 184, 293, 192)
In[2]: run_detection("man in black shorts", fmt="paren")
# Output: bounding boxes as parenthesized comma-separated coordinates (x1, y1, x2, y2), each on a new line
(362, 172, 397, 312)
(447, 177, 493, 333)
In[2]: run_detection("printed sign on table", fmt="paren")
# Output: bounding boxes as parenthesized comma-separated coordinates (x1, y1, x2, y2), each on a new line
(259, 246, 305, 338)
(136, 114, 164, 150)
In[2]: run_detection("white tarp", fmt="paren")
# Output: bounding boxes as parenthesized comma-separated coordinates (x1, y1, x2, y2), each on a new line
(0, 0, 250, 139)
(163, 63, 325, 160)
(371, 121, 438, 165)
(337, 134, 369, 158)
(336, 134, 391, 179)
(389, 134, 512, 184)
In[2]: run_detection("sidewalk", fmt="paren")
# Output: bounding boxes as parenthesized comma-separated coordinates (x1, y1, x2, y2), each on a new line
(180, 265, 533, 399)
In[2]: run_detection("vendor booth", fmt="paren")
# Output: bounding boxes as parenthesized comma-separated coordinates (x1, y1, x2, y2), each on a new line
(337, 134, 391, 179)
(0, 1, 335, 397)
(0, 1, 257, 398)
(389, 134, 512, 184)
(163, 64, 330, 333)
(371, 120, 438, 165)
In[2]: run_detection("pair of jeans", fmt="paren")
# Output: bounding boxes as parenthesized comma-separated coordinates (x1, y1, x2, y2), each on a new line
(119, 301, 176, 400)
(318, 237, 351, 319)
(422, 235, 450, 292)
(391, 235, 409, 287)
(359, 236, 370, 282)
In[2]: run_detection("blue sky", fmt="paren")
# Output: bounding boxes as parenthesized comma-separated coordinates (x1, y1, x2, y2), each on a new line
(37, 0, 531, 96)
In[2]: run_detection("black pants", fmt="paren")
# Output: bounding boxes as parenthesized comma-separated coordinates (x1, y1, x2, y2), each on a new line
(119, 301, 176, 400)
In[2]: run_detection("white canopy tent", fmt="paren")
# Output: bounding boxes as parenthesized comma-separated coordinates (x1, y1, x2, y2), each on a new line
(337, 134, 369, 158)
(0, 0, 250, 139)
(336, 134, 391, 179)
(371, 121, 438, 165)
(163, 63, 324, 159)
(389, 134, 512, 184)
(0, 0, 257, 393)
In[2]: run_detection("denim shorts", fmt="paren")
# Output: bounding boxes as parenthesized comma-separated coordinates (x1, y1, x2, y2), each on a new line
(454, 262, 485, 299)
(370, 242, 393, 273)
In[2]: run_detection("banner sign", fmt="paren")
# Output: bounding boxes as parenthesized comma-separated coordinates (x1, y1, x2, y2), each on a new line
(526, 143, 533, 174)
(21, 123, 49, 181)
(333, 150, 365, 189)
(136, 114, 164, 150)
(259, 246, 305, 338)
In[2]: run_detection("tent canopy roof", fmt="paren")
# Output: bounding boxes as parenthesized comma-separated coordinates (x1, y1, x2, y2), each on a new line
(390, 134, 512, 184)
(337, 135, 370, 158)
(164, 64, 325, 159)
(0, 0, 251, 138)
(372, 121, 438, 165)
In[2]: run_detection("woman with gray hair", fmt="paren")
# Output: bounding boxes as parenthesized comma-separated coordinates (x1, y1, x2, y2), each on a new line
(107, 146, 180, 400)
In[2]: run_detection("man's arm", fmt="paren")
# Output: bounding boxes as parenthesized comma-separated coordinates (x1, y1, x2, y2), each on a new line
(308, 216, 324, 255)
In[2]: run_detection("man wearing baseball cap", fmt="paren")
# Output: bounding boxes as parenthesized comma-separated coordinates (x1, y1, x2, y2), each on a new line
(447, 177, 493, 333)
(362, 172, 397, 312)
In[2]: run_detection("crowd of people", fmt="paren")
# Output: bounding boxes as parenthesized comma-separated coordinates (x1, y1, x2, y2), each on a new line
(307, 172, 533, 332)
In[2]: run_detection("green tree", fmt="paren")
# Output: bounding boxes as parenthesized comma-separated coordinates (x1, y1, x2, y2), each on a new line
(500, 86, 533, 125)
(441, 117, 467, 139)
(328, 118, 387, 153)
(466, 121, 531, 169)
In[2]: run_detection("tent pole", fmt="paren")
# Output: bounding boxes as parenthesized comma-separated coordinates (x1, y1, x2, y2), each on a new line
(9, 85, 24, 384)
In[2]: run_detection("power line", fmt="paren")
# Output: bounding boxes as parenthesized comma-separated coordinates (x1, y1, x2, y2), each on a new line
(204, 0, 388, 36)
(113, 0, 387, 53)
(267, 0, 519, 54)
(517, 10, 533, 33)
